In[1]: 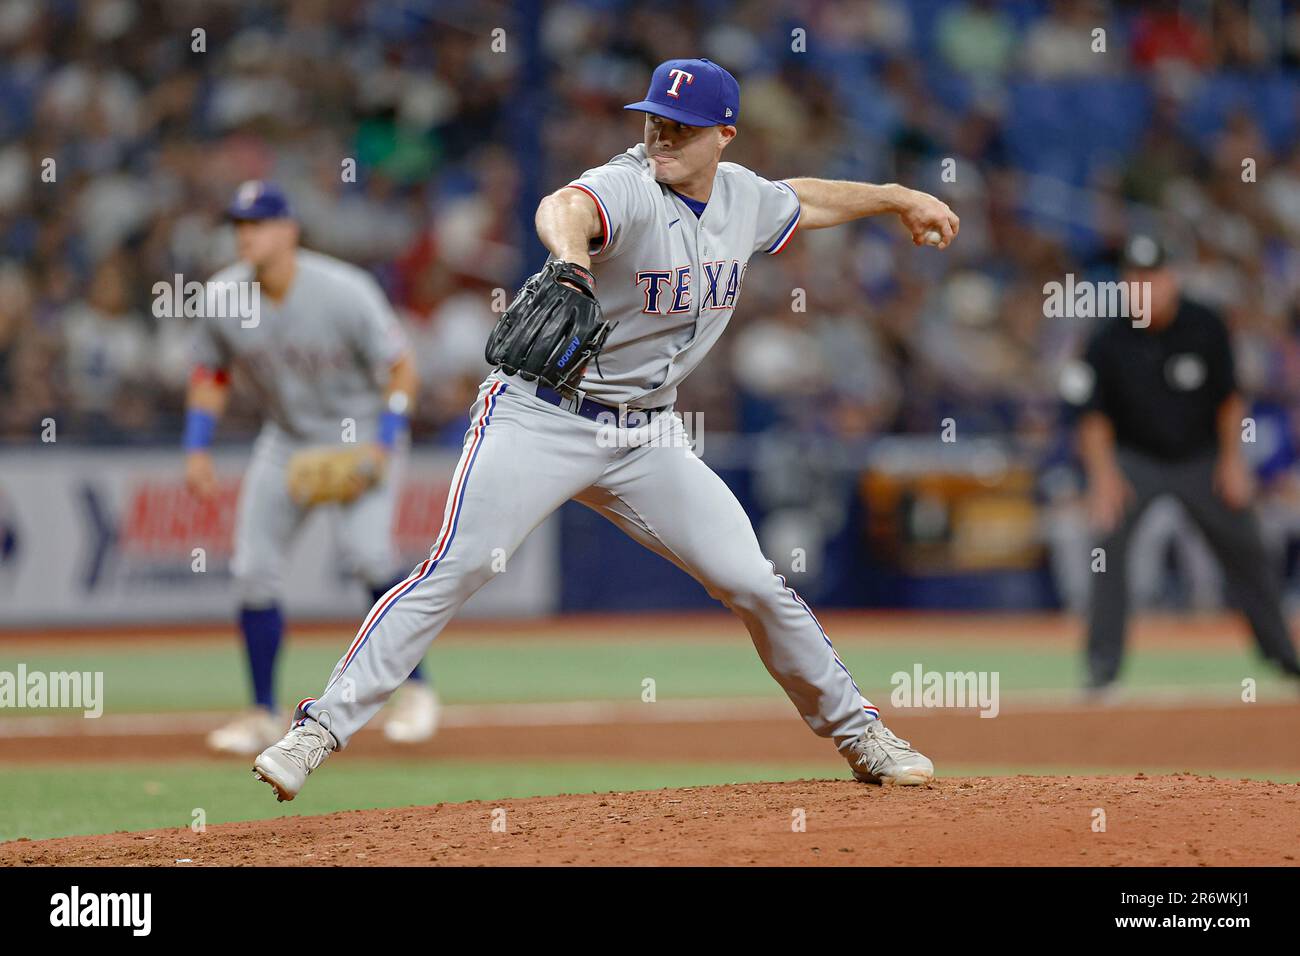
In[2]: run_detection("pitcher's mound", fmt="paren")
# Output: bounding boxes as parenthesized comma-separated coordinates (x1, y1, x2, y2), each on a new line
(5, 775, 1298, 866)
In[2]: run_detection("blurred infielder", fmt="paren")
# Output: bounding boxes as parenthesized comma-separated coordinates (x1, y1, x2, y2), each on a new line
(254, 59, 959, 800)
(186, 181, 438, 753)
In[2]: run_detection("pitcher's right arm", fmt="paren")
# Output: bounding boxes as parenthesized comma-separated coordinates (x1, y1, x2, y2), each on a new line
(535, 186, 602, 270)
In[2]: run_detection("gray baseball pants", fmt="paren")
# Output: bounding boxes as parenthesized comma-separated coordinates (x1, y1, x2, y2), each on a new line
(295, 373, 879, 749)
(1087, 447, 1300, 685)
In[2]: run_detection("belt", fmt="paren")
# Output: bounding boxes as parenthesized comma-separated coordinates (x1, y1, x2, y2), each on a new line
(534, 384, 668, 424)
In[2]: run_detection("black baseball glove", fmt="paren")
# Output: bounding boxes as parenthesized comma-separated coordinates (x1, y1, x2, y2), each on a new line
(485, 259, 616, 391)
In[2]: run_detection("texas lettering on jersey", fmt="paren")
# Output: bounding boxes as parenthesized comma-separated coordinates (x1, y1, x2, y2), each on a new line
(563, 143, 800, 408)
(635, 260, 746, 314)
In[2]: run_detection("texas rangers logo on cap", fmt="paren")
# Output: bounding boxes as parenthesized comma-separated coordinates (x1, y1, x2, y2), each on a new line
(624, 58, 741, 127)
(225, 180, 294, 222)
(665, 68, 694, 98)
(237, 180, 262, 207)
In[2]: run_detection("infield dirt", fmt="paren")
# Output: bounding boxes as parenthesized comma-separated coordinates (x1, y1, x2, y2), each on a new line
(4, 614, 1298, 866)
(4, 775, 1298, 866)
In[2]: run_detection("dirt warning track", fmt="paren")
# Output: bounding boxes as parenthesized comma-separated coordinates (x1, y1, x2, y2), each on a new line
(2, 700, 1298, 773)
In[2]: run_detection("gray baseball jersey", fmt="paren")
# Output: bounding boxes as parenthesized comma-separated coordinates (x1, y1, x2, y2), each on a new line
(194, 249, 407, 445)
(565, 143, 801, 407)
(295, 148, 883, 755)
(194, 249, 407, 604)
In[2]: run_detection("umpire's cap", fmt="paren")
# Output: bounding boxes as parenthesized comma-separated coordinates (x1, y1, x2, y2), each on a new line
(226, 180, 293, 222)
(1121, 233, 1167, 271)
(624, 58, 740, 127)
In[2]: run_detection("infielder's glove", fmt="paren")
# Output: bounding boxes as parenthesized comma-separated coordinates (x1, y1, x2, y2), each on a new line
(485, 259, 616, 391)
(285, 447, 385, 507)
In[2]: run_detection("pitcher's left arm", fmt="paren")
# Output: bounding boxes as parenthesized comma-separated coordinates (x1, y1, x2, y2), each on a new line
(784, 179, 959, 248)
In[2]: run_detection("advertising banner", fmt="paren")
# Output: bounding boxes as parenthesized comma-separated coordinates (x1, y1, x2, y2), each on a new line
(0, 448, 557, 626)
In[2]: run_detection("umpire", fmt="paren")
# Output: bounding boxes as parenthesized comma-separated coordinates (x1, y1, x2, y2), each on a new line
(1070, 233, 1300, 691)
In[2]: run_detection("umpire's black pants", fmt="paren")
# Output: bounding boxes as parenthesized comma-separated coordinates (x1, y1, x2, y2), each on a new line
(1086, 447, 1300, 686)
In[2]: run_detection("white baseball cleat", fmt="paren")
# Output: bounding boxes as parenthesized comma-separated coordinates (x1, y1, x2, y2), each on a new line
(383, 682, 440, 743)
(844, 720, 935, 786)
(206, 708, 283, 755)
(252, 717, 336, 802)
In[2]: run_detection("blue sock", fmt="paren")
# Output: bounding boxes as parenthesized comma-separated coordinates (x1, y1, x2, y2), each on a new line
(239, 605, 283, 710)
(370, 581, 426, 683)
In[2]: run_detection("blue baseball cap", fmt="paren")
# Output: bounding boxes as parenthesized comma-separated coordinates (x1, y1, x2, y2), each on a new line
(225, 180, 293, 221)
(624, 58, 740, 127)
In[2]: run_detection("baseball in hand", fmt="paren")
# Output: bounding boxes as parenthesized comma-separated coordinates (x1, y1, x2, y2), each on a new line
(923, 230, 943, 246)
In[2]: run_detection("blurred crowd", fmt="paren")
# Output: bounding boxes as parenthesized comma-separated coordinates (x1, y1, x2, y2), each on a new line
(3, 0, 1300, 473)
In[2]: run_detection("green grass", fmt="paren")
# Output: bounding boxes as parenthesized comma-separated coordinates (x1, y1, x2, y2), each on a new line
(0, 636, 1287, 715)
(2, 627, 1294, 843)
(0, 759, 837, 842)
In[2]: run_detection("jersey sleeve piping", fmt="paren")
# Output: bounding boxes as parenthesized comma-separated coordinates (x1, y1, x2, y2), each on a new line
(565, 182, 612, 255)
(766, 181, 801, 255)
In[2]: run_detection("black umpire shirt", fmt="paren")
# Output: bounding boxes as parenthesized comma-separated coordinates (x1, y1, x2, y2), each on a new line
(1074, 297, 1235, 461)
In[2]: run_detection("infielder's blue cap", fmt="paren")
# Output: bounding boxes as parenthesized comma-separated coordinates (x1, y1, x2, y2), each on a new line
(624, 58, 740, 127)
(225, 180, 293, 221)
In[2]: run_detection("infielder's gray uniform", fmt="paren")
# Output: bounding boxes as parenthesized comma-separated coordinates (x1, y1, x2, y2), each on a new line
(298, 144, 880, 749)
(196, 250, 409, 605)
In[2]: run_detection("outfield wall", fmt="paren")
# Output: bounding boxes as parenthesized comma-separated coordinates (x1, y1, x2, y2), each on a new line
(0, 448, 558, 626)
(9, 435, 1258, 623)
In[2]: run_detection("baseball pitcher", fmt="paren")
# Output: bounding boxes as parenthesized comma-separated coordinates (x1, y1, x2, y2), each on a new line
(186, 181, 438, 753)
(253, 59, 959, 800)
